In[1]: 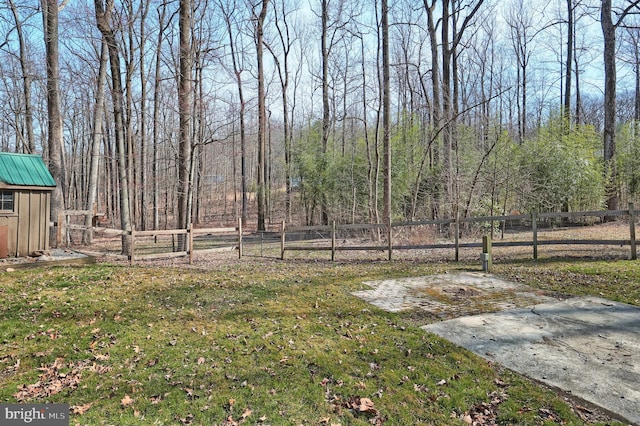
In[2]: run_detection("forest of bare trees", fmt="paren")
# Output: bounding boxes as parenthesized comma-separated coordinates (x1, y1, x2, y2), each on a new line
(3, 0, 640, 252)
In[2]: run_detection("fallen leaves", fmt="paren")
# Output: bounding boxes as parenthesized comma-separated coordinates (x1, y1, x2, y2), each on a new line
(221, 400, 253, 425)
(14, 358, 82, 402)
(241, 408, 252, 420)
(12, 354, 113, 419)
(0, 357, 20, 376)
(71, 402, 93, 415)
(24, 328, 60, 341)
(538, 407, 562, 422)
(344, 396, 384, 425)
(121, 394, 135, 408)
(88, 362, 112, 374)
(458, 390, 508, 425)
(182, 387, 198, 399)
(93, 353, 110, 361)
(177, 413, 194, 425)
(347, 396, 376, 413)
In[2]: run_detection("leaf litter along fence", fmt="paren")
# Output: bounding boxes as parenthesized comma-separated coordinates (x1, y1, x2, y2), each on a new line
(69, 204, 639, 264)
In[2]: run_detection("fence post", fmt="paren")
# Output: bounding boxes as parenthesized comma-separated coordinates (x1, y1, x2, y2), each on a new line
(482, 235, 492, 272)
(57, 211, 65, 248)
(238, 218, 243, 259)
(387, 219, 393, 261)
(331, 221, 336, 262)
(630, 202, 637, 260)
(280, 221, 286, 260)
(531, 211, 538, 260)
(188, 223, 193, 265)
(129, 228, 135, 266)
(454, 211, 460, 262)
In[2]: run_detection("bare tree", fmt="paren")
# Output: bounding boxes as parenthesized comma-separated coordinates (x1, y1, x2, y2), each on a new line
(255, 0, 269, 231)
(424, 0, 442, 219)
(601, 0, 640, 212)
(138, 0, 151, 230)
(562, 0, 591, 125)
(95, 0, 132, 253)
(220, 0, 249, 225)
(381, 0, 391, 235)
(84, 39, 108, 244)
(8, 0, 35, 153)
(265, 0, 298, 223)
(152, 3, 168, 231)
(359, 32, 380, 225)
(42, 0, 65, 247)
(622, 24, 640, 121)
(506, 0, 535, 144)
(563, 0, 574, 122)
(177, 0, 193, 247)
(320, 0, 330, 226)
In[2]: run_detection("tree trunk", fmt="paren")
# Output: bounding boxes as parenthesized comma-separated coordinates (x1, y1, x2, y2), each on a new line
(564, 0, 573, 123)
(95, 0, 132, 254)
(382, 0, 391, 228)
(256, 0, 269, 231)
(152, 4, 166, 231)
(575, 44, 582, 125)
(265, 0, 293, 223)
(222, 2, 248, 225)
(123, 2, 136, 230)
(42, 0, 65, 248)
(361, 36, 378, 226)
(9, 0, 35, 153)
(84, 39, 108, 244)
(601, 0, 618, 212)
(425, 0, 441, 219)
(139, 0, 150, 230)
(441, 0, 457, 219)
(177, 0, 193, 248)
(320, 0, 330, 226)
(629, 28, 640, 122)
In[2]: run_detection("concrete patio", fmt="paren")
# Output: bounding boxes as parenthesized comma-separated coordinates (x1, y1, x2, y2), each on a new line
(353, 272, 640, 425)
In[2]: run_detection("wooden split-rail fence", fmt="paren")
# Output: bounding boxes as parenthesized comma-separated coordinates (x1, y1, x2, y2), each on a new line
(59, 204, 639, 264)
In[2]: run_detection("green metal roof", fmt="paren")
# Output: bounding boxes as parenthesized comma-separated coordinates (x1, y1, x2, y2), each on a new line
(0, 152, 56, 187)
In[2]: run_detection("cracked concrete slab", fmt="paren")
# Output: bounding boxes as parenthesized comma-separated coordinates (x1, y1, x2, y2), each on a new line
(353, 273, 640, 425)
(424, 297, 640, 425)
(354, 272, 554, 317)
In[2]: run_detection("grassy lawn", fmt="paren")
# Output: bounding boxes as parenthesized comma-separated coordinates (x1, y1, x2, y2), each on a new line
(0, 258, 634, 425)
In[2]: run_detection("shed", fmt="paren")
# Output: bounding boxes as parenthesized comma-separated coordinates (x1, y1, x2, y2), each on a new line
(0, 152, 56, 258)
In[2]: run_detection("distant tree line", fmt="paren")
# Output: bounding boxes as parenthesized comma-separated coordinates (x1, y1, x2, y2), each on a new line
(2, 0, 640, 253)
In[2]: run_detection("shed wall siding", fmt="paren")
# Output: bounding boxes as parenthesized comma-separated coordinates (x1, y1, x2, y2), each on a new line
(0, 215, 18, 256)
(17, 192, 29, 256)
(0, 190, 50, 257)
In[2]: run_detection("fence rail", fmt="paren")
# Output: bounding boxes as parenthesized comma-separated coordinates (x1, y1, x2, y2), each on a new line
(281, 203, 639, 262)
(128, 219, 243, 265)
(57, 210, 94, 245)
(69, 204, 639, 264)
